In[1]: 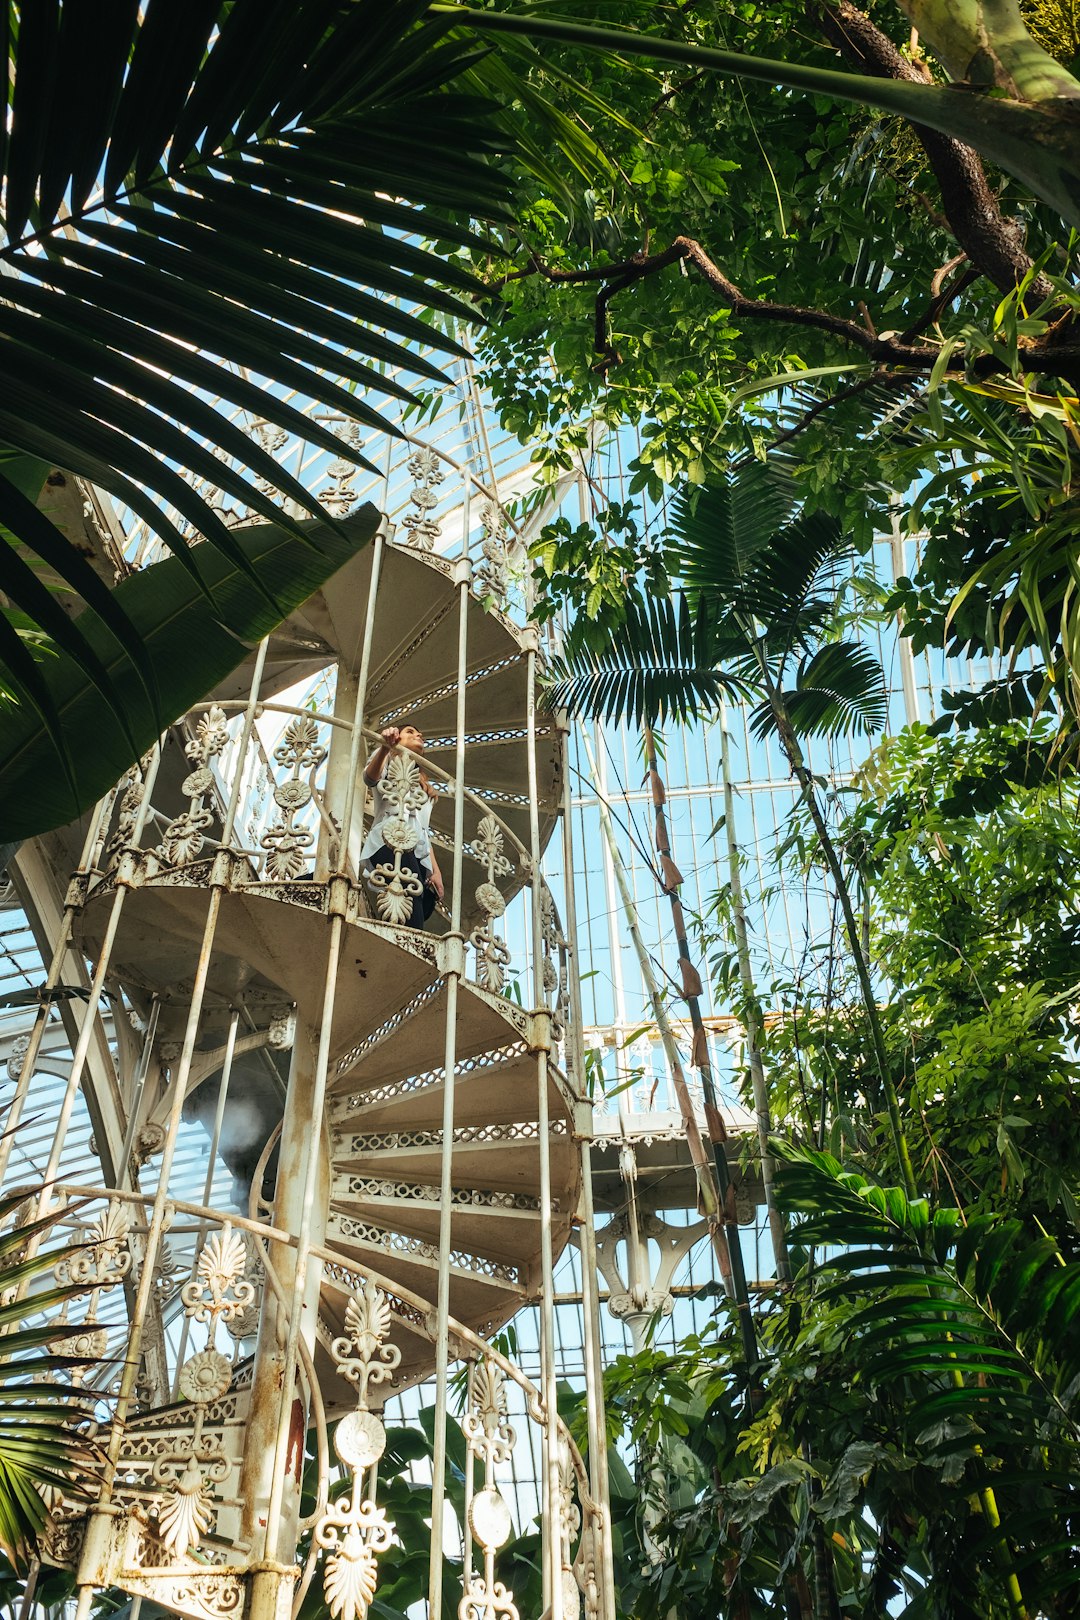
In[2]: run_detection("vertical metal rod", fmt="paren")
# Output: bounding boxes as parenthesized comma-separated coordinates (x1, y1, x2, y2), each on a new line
(73, 879, 225, 1620)
(171, 1006, 242, 1395)
(577, 1142, 617, 1620)
(115, 995, 161, 1189)
(559, 722, 616, 1620)
(221, 637, 270, 847)
(526, 645, 562, 1620)
(334, 526, 386, 874)
(31, 744, 165, 1227)
(261, 915, 343, 1558)
(427, 566, 470, 1620)
(316, 669, 359, 881)
(0, 793, 113, 1186)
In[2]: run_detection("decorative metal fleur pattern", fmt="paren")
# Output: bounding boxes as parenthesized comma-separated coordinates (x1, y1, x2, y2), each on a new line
(476, 500, 510, 604)
(105, 760, 148, 863)
(314, 421, 361, 515)
(315, 1279, 401, 1620)
(152, 1348, 233, 1556)
(468, 816, 513, 992)
(245, 421, 289, 520)
(317, 451, 359, 518)
(7, 1032, 30, 1082)
(366, 752, 428, 924)
(557, 1438, 583, 1620)
(160, 708, 230, 866)
(541, 886, 571, 1054)
(50, 1203, 132, 1387)
(459, 1359, 519, 1620)
(180, 1225, 256, 1335)
(261, 715, 326, 880)
(143, 1220, 253, 1557)
(329, 1279, 402, 1407)
(401, 446, 444, 550)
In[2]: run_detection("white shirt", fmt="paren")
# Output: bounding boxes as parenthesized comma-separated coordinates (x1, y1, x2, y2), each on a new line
(359, 769, 435, 874)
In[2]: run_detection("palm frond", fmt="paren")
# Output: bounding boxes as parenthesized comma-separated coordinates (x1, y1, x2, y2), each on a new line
(673, 469, 855, 674)
(0, 1188, 106, 1572)
(750, 641, 887, 740)
(0, 0, 510, 665)
(775, 1145, 1080, 1450)
(543, 591, 747, 725)
(743, 509, 853, 650)
(674, 462, 798, 602)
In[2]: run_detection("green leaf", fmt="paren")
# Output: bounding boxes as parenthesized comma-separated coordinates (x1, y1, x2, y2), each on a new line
(0, 505, 381, 840)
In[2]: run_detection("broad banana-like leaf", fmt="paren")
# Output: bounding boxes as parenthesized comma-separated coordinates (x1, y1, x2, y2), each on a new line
(0, 507, 381, 841)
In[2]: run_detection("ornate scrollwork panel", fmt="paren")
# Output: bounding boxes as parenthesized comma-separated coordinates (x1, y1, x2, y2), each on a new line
(159, 709, 230, 867)
(261, 715, 327, 880)
(475, 500, 510, 605)
(459, 1359, 520, 1620)
(468, 816, 513, 993)
(365, 751, 429, 924)
(314, 1278, 402, 1620)
(401, 446, 444, 550)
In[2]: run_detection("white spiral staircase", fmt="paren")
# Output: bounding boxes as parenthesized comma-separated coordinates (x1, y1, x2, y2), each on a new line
(10, 517, 600, 1620)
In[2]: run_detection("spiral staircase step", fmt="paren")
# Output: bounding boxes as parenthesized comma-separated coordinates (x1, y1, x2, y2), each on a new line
(331, 1119, 576, 1194)
(328, 1043, 556, 1131)
(333, 1177, 548, 1263)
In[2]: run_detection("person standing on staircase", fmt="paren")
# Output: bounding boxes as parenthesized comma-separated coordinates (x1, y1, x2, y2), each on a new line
(360, 724, 445, 928)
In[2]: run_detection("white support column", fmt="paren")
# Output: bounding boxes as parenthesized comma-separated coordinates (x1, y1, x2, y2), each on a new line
(526, 636, 563, 1620)
(239, 1018, 330, 1563)
(427, 556, 470, 1620)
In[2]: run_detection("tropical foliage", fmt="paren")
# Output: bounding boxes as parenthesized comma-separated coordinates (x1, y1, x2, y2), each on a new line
(0, 0, 515, 824)
(0, 1187, 102, 1572)
(456, 9, 1080, 1610)
(546, 463, 886, 742)
(6, 0, 1080, 1610)
(599, 1146, 1080, 1618)
(751, 722, 1080, 1239)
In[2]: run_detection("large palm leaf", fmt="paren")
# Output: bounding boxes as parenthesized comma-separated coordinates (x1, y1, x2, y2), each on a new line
(544, 590, 748, 725)
(751, 642, 889, 740)
(675, 474, 854, 655)
(0, 1, 510, 732)
(0, 506, 381, 840)
(0, 1190, 103, 1571)
(775, 1144, 1080, 1606)
(546, 464, 886, 740)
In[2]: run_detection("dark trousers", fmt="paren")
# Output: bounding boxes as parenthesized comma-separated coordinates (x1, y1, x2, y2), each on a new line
(369, 845, 437, 930)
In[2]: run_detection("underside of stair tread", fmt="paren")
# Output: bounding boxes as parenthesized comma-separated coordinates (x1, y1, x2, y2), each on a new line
(329, 1050, 564, 1132)
(73, 883, 437, 1058)
(331, 1126, 577, 1196)
(329, 1183, 546, 1264)
(329, 977, 529, 1091)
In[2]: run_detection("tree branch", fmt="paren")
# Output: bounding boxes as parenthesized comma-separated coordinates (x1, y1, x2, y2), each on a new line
(493, 237, 1080, 381)
(816, 0, 1056, 303)
(762, 369, 918, 452)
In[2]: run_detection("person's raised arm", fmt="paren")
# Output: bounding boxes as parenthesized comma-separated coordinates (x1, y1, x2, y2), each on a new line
(363, 726, 399, 786)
